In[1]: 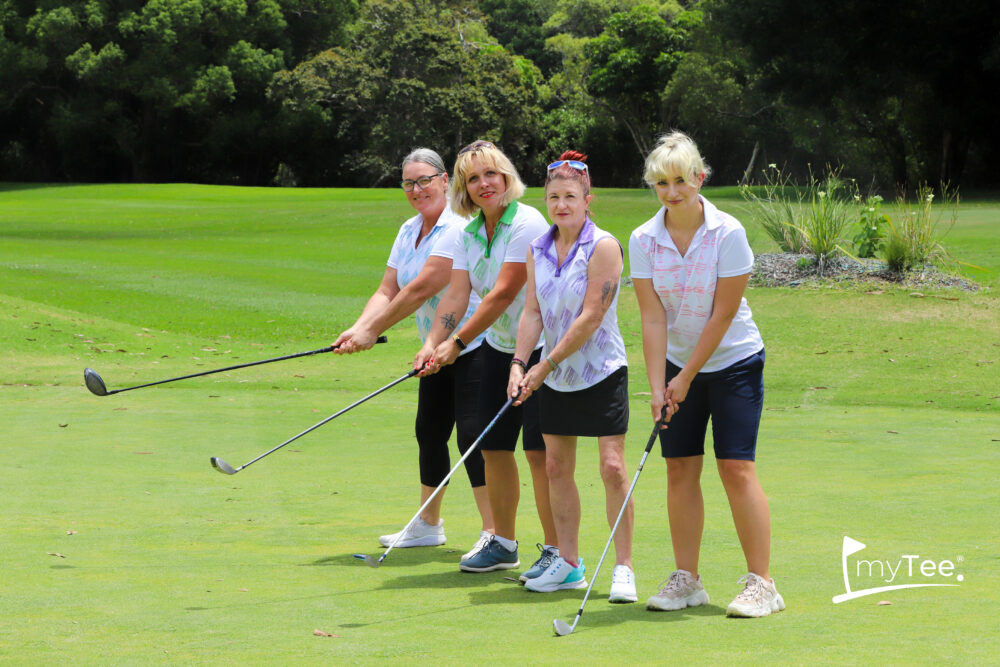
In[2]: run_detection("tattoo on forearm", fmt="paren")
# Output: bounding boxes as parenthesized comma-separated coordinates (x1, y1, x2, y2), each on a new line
(601, 280, 618, 307)
(440, 312, 457, 331)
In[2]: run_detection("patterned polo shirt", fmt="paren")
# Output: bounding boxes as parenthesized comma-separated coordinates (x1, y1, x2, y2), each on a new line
(629, 195, 763, 372)
(387, 206, 482, 353)
(531, 218, 627, 392)
(452, 201, 549, 353)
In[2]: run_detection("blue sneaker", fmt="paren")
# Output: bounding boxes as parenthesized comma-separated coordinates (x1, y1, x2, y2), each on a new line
(519, 544, 559, 583)
(459, 536, 520, 572)
(524, 557, 587, 592)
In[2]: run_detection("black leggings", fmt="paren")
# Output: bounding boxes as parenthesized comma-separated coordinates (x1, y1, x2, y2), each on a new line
(415, 346, 485, 488)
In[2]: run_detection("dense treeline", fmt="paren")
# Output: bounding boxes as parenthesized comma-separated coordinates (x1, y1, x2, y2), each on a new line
(2, 0, 997, 188)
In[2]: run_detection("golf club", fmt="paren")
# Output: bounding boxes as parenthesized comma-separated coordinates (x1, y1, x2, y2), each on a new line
(210, 367, 418, 475)
(84, 336, 387, 396)
(553, 409, 669, 637)
(354, 391, 520, 568)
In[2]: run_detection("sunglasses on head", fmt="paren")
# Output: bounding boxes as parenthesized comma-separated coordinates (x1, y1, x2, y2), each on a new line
(547, 160, 588, 172)
(458, 140, 496, 155)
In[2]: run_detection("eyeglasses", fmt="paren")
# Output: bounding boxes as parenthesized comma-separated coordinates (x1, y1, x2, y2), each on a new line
(400, 172, 444, 192)
(458, 140, 496, 155)
(547, 160, 588, 172)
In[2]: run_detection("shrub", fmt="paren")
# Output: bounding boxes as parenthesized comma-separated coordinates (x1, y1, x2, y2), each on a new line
(799, 170, 855, 274)
(881, 184, 958, 273)
(852, 195, 889, 258)
(739, 165, 807, 253)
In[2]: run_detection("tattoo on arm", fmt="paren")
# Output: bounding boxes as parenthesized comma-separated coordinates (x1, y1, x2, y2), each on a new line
(600, 280, 618, 308)
(440, 312, 458, 331)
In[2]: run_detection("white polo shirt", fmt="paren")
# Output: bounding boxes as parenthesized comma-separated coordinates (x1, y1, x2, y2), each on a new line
(387, 206, 483, 354)
(629, 195, 763, 372)
(452, 201, 549, 353)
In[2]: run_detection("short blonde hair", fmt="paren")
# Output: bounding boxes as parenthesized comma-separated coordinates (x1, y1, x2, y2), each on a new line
(450, 141, 526, 217)
(643, 131, 712, 186)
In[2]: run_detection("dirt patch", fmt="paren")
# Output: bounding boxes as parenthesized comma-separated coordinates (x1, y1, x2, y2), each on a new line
(751, 253, 982, 292)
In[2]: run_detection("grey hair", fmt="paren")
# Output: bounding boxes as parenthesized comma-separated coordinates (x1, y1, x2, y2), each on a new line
(401, 148, 446, 174)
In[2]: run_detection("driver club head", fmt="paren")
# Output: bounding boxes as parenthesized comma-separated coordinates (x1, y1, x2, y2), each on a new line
(352, 553, 381, 568)
(553, 619, 574, 636)
(210, 457, 237, 475)
(83, 368, 108, 396)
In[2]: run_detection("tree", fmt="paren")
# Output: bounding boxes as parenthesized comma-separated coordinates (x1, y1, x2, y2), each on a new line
(269, 0, 547, 186)
(711, 0, 1000, 187)
(584, 5, 699, 158)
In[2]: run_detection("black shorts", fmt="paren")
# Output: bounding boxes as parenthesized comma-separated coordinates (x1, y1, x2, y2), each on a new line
(477, 343, 544, 452)
(538, 366, 629, 437)
(658, 349, 765, 461)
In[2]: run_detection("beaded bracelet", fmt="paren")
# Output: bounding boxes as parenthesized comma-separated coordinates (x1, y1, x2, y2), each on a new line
(510, 357, 527, 371)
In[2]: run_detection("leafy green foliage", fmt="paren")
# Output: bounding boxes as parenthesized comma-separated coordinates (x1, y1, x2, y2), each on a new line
(882, 185, 959, 273)
(852, 195, 889, 258)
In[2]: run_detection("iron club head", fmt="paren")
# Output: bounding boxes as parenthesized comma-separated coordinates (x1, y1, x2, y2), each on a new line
(553, 619, 574, 636)
(84, 368, 108, 396)
(210, 457, 237, 475)
(352, 553, 381, 568)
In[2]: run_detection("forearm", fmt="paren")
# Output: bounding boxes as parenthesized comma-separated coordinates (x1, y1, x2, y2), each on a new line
(677, 313, 735, 380)
(454, 290, 515, 343)
(351, 290, 393, 331)
(426, 290, 471, 349)
(513, 306, 544, 363)
(640, 319, 668, 391)
(545, 309, 603, 366)
(366, 280, 440, 336)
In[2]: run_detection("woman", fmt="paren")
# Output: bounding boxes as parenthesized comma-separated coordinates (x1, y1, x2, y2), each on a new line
(508, 151, 637, 603)
(417, 140, 557, 573)
(630, 132, 784, 617)
(333, 148, 492, 558)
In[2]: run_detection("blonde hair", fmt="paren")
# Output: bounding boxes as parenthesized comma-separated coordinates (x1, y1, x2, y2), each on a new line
(643, 131, 712, 186)
(450, 142, 526, 217)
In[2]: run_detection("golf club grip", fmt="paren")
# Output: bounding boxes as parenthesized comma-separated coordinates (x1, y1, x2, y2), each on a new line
(107, 336, 387, 394)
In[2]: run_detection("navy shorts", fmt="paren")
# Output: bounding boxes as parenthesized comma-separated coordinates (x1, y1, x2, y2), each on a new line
(658, 349, 765, 461)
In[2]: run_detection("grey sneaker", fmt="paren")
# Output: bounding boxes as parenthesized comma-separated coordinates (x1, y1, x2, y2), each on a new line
(459, 536, 520, 572)
(461, 531, 493, 562)
(519, 544, 559, 583)
(646, 569, 709, 611)
(608, 564, 638, 603)
(726, 573, 785, 617)
(378, 517, 445, 548)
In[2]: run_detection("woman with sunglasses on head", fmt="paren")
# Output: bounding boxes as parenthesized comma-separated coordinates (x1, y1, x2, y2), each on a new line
(333, 148, 493, 556)
(417, 140, 557, 574)
(630, 132, 784, 618)
(507, 151, 637, 602)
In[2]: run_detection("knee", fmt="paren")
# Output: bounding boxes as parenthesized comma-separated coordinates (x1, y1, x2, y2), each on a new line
(545, 455, 571, 481)
(717, 459, 756, 487)
(599, 456, 627, 485)
(666, 458, 700, 486)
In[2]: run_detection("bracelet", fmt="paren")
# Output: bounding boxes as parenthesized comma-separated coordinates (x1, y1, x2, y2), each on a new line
(452, 334, 467, 350)
(510, 358, 527, 371)
(545, 356, 558, 372)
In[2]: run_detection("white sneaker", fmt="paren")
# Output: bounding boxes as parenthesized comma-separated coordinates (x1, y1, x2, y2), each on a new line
(726, 573, 785, 617)
(608, 564, 638, 603)
(524, 557, 587, 592)
(646, 569, 709, 611)
(378, 517, 445, 548)
(461, 531, 493, 562)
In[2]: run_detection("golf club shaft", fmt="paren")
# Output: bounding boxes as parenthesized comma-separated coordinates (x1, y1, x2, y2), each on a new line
(229, 368, 418, 473)
(103, 336, 386, 395)
(562, 411, 667, 632)
(377, 394, 519, 564)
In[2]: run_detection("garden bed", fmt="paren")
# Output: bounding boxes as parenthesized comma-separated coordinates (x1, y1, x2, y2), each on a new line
(751, 253, 982, 291)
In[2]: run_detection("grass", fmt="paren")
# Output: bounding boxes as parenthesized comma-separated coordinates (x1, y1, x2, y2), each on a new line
(1, 183, 998, 664)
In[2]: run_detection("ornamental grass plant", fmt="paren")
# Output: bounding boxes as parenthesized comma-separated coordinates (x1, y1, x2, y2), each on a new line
(882, 184, 959, 273)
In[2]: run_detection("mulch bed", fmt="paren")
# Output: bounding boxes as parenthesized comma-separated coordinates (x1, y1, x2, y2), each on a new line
(750, 253, 982, 292)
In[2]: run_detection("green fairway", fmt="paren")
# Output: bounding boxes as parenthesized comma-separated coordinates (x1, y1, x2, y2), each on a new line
(1, 183, 997, 664)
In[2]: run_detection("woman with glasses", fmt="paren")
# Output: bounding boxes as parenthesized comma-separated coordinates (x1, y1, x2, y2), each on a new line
(417, 140, 557, 574)
(333, 147, 493, 556)
(507, 151, 636, 602)
(630, 132, 783, 618)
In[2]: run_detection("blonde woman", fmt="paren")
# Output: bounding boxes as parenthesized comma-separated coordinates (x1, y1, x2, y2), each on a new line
(417, 140, 557, 574)
(630, 132, 784, 618)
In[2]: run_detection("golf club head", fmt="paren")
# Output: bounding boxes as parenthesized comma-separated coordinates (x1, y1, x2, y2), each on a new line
(352, 553, 381, 568)
(210, 457, 237, 475)
(84, 368, 108, 396)
(553, 619, 574, 636)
